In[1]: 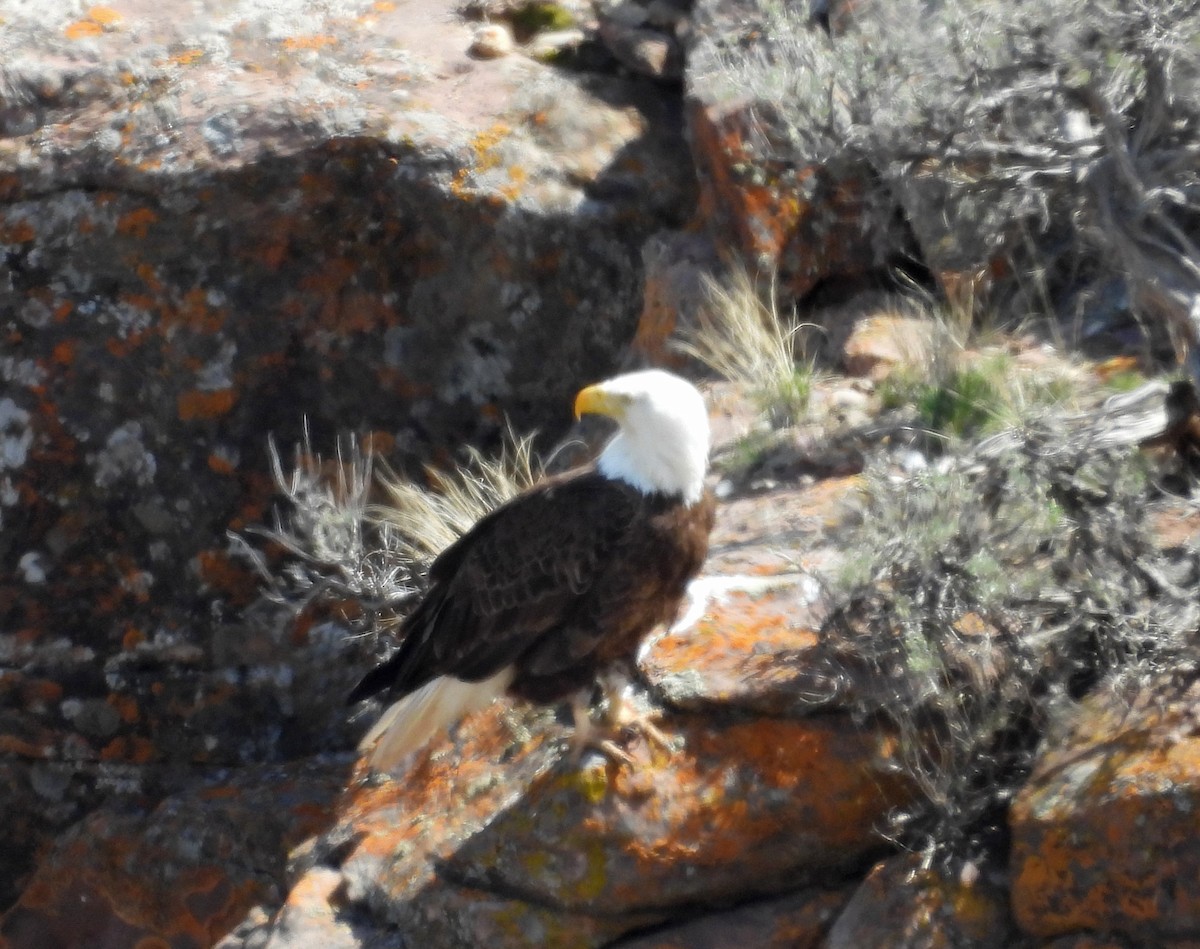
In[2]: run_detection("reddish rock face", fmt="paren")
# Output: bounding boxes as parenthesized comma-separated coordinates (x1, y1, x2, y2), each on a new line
(686, 97, 907, 301)
(1010, 674, 1200, 943)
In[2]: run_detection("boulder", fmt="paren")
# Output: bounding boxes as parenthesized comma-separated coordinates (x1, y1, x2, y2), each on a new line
(6, 562, 911, 948)
(1010, 673, 1200, 943)
(1, 757, 347, 948)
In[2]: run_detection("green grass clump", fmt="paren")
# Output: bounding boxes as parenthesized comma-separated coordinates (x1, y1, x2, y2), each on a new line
(878, 353, 1079, 442)
(915, 366, 1003, 439)
(760, 367, 812, 429)
(510, 1, 574, 35)
(1103, 368, 1148, 393)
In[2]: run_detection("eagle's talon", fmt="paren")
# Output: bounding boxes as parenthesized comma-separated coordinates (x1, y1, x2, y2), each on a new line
(595, 738, 637, 767)
(568, 696, 641, 767)
(622, 718, 672, 753)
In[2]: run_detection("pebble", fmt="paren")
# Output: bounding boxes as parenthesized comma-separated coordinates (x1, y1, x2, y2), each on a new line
(469, 24, 514, 58)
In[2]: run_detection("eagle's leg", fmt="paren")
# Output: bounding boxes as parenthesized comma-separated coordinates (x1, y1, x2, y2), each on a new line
(602, 678, 671, 753)
(568, 694, 636, 766)
(566, 670, 670, 765)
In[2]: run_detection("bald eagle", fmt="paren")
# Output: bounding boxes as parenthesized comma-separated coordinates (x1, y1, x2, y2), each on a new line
(349, 369, 715, 771)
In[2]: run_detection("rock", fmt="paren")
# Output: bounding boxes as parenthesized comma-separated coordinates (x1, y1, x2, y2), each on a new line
(0, 0, 694, 896)
(640, 576, 835, 714)
(279, 702, 905, 948)
(527, 28, 589, 61)
(206, 554, 909, 948)
(1010, 673, 1200, 943)
(602, 1, 652, 28)
(840, 314, 939, 380)
(598, 22, 684, 80)
(470, 23, 516, 58)
(645, 0, 691, 31)
(825, 854, 1016, 949)
(628, 230, 723, 367)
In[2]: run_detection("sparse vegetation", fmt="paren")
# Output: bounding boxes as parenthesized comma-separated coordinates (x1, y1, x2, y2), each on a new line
(711, 426, 793, 481)
(675, 266, 814, 427)
(372, 429, 539, 565)
(706, 0, 1200, 373)
(820, 428, 1199, 865)
(877, 351, 1081, 443)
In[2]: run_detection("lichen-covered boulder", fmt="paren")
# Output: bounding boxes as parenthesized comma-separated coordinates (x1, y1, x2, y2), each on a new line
(0, 0, 694, 900)
(0, 757, 347, 949)
(1010, 673, 1200, 943)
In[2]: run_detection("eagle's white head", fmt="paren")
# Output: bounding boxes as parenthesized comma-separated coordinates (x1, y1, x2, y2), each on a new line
(574, 369, 710, 505)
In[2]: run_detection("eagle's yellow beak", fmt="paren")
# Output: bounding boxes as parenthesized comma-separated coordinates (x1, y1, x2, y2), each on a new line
(574, 384, 627, 421)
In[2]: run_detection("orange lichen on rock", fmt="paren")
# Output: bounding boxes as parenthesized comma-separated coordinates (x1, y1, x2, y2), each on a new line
(1, 218, 37, 243)
(642, 581, 829, 713)
(5, 843, 267, 948)
(195, 549, 259, 605)
(281, 34, 339, 51)
(167, 48, 205, 66)
(689, 104, 804, 264)
(64, 19, 104, 39)
(471, 123, 510, 169)
(51, 340, 76, 366)
(412, 707, 909, 918)
(207, 452, 236, 475)
(87, 5, 123, 25)
(1010, 676, 1200, 940)
(99, 735, 156, 764)
(116, 207, 158, 239)
(177, 388, 236, 420)
(0, 732, 56, 759)
(108, 692, 140, 723)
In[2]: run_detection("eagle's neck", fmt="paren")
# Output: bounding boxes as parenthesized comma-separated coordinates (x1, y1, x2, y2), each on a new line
(597, 430, 707, 506)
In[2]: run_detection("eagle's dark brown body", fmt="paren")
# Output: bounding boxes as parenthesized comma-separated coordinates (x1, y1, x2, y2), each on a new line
(348, 466, 715, 708)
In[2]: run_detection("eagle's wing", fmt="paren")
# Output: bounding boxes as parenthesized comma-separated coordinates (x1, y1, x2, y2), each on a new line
(348, 468, 637, 703)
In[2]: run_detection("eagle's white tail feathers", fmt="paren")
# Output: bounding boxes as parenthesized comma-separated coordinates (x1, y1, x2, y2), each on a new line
(360, 667, 515, 772)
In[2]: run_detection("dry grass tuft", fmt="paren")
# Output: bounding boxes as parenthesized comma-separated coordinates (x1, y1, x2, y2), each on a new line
(675, 266, 814, 427)
(237, 426, 541, 632)
(372, 428, 539, 566)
